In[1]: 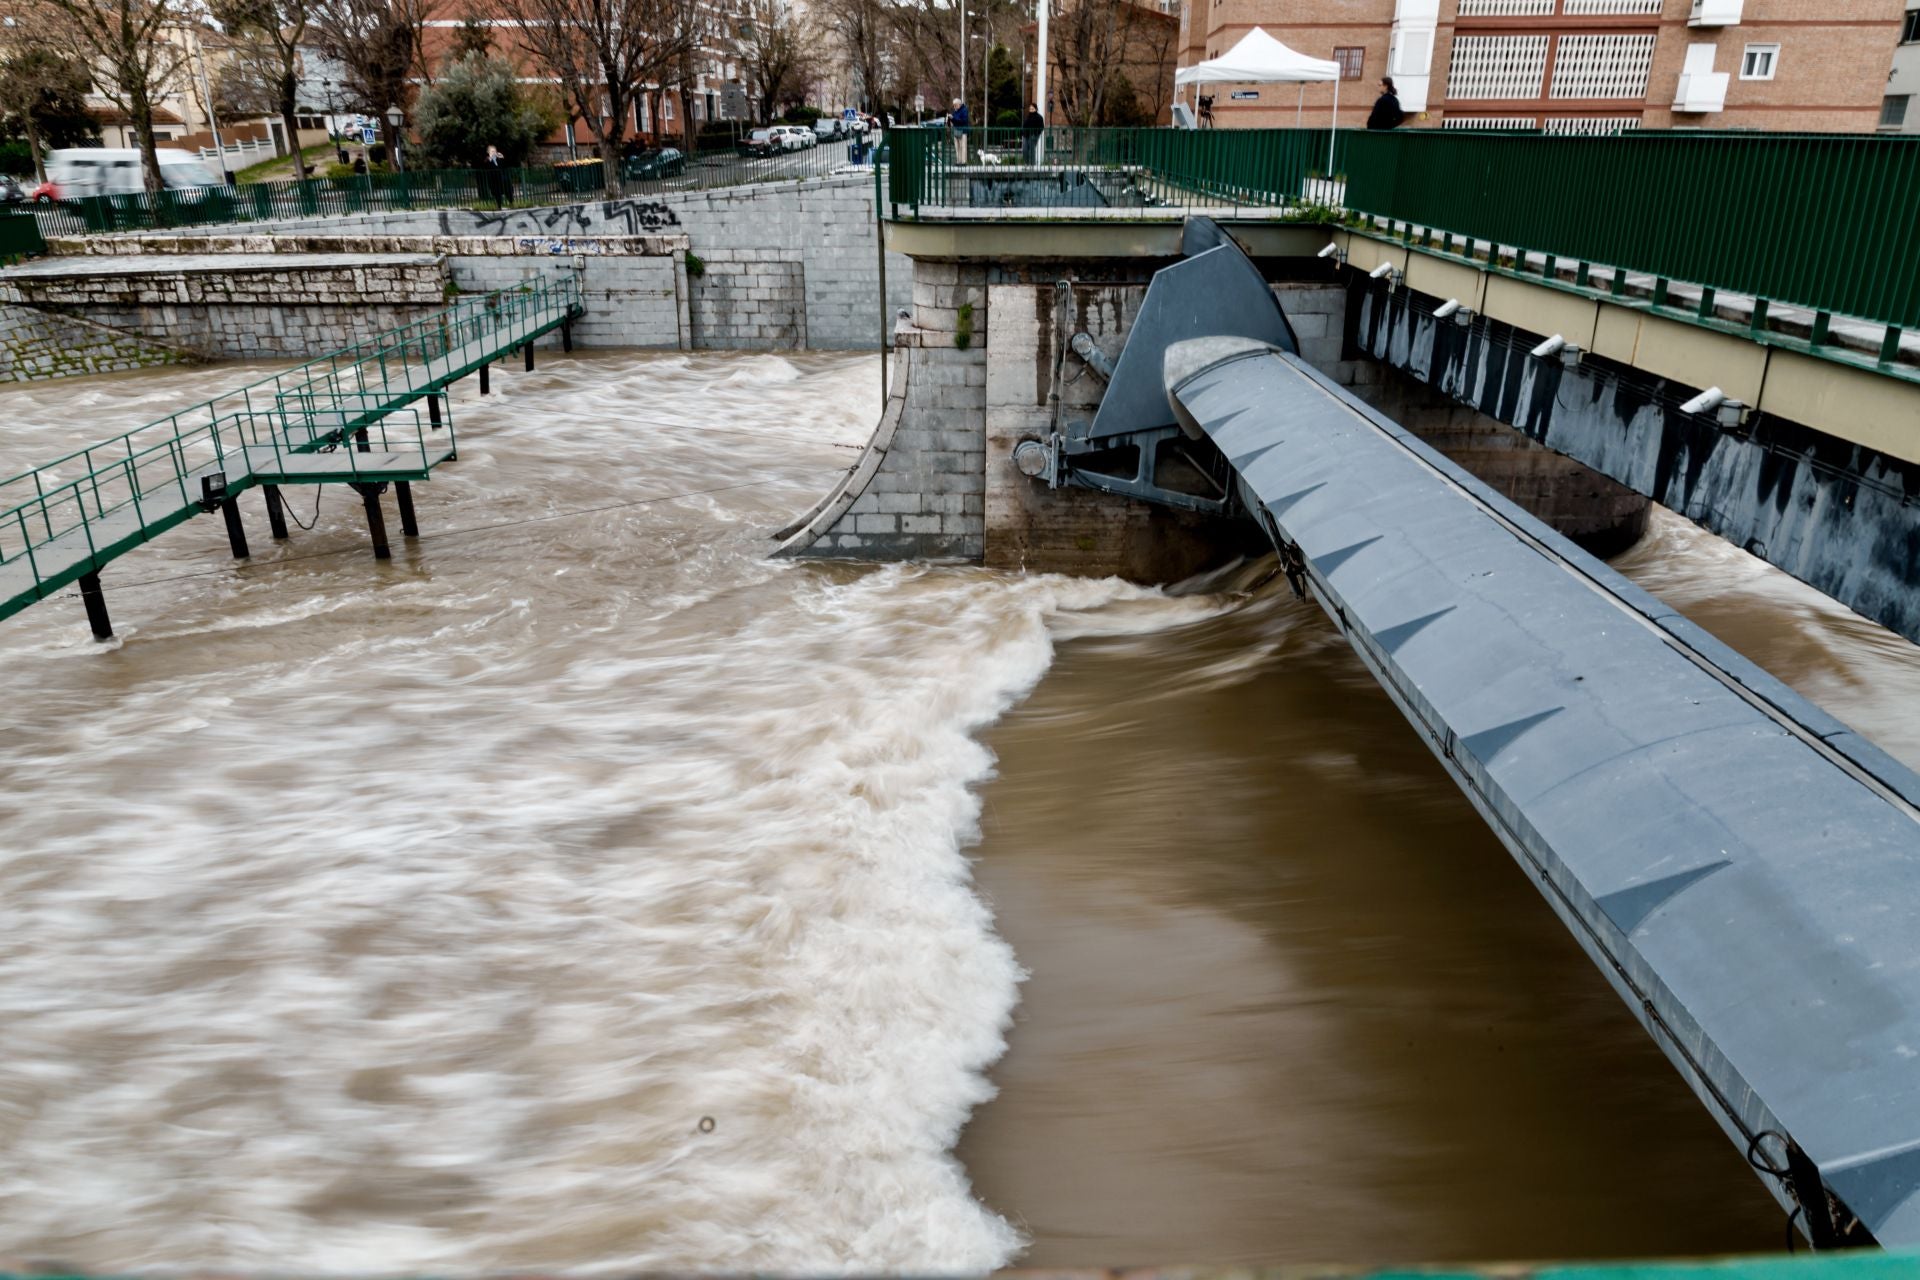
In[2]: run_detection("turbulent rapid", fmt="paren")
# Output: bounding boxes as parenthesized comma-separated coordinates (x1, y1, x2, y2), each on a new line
(0, 352, 1241, 1272)
(2, 351, 1916, 1270)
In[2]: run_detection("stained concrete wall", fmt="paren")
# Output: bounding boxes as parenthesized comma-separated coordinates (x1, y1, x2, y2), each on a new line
(1354, 280, 1920, 644)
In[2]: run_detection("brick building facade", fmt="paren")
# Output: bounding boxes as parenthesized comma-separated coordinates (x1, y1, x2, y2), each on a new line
(1176, 0, 1903, 133)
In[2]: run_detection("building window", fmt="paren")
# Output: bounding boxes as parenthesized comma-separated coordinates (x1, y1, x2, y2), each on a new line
(1739, 43, 1778, 80)
(1334, 46, 1364, 80)
(1903, 8, 1920, 43)
(1550, 32, 1657, 99)
(1446, 33, 1551, 100)
(153, 130, 171, 140)
(1884, 94, 1911, 128)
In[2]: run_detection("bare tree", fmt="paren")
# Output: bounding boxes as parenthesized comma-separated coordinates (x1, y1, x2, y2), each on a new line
(883, 0, 960, 108)
(1049, 0, 1170, 126)
(736, 0, 818, 123)
(210, 0, 315, 179)
(501, 0, 704, 180)
(660, 0, 717, 147)
(0, 34, 98, 182)
(817, 0, 887, 113)
(26, 0, 190, 193)
(309, 0, 436, 160)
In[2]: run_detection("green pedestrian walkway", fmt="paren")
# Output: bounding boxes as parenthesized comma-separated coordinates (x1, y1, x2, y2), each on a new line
(0, 277, 582, 638)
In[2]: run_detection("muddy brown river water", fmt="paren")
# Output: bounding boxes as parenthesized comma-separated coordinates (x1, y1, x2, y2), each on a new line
(1, 351, 1912, 1271)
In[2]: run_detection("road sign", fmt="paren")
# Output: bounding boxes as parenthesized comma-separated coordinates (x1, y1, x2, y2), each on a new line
(361, 126, 377, 144)
(914, 94, 925, 112)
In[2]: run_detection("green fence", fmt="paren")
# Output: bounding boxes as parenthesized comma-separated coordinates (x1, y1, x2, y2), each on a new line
(886, 125, 1920, 335)
(0, 212, 45, 263)
(886, 125, 1335, 216)
(22, 143, 870, 242)
(1341, 128, 1920, 334)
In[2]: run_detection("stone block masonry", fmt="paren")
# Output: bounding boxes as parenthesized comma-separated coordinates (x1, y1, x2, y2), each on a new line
(0, 302, 191, 383)
(60, 174, 913, 352)
(689, 252, 804, 350)
(775, 301, 987, 561)
(7, 237, 690, 359)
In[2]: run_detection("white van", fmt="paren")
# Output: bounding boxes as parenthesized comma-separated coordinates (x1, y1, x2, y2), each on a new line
(42, 148, 226, 201)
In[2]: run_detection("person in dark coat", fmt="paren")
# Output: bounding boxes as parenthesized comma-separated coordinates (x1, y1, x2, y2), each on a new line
(1367, 77, 1406, 131)
(1021, 103, 1044, 163)
(950, 98, 970, 163)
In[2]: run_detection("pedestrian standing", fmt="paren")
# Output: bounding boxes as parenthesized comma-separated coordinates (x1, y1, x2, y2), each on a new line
(950, 97, 970, 164)
(1198, 93, 1215, 128)
(1367, 77, 1406, 131)
(486, 144, 508, 208)
(1021, 102, 1044, 164)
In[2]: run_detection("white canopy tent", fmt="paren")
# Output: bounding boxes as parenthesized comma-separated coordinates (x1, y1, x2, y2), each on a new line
(1175, 28, 1342, 172)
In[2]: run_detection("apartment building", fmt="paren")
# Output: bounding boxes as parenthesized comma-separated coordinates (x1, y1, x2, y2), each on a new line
(414, 0, 751, 147)
(1886, 0, 1920, 131)
(1176, 0, 1903, 133)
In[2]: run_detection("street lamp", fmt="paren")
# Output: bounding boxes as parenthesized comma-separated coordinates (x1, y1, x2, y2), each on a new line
(385, 103, 404, 171)
(323, 79, 348, 163)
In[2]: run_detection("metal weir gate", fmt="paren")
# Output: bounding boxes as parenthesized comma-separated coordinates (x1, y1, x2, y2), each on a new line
(0, 279, 583, 638)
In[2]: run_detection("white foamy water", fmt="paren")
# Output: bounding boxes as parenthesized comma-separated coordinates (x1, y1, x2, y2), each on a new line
(0, 352, 1240, 1273)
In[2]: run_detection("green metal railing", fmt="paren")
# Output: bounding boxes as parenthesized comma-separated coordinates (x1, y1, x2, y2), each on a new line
(0, 276, 581, 621)
(886, 125, 1920, 336)
(22, 143, 873, 243)
(886, 125, 1336, 218)
(1341, 128, 1920, 334)
(0, 212, 46, 263)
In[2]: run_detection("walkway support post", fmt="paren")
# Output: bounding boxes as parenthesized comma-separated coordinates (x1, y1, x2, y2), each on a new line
(353, 482, 391, 560)
(875, 158, 889, 401)
(78, 571, 112, 640)
(427, 394, 442, 429)
(480, 363, 491, 395)
(355, 427, 370, 453)
(524, 341, 535, 373)
(264, 484, 289, 540)
(561, 318, 573, 353)
(220, 498, 250, 559)
(395, 481, 419, 537)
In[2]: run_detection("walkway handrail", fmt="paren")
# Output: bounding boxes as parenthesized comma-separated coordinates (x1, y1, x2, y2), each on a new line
(0, 277, 578, 601)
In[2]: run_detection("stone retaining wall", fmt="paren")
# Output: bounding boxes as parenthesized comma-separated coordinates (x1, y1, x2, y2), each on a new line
(50, 176, 910, 352)
(9, 236, 690, 357)
(1, 259, 446, 309)
(0, 303, 190, 382)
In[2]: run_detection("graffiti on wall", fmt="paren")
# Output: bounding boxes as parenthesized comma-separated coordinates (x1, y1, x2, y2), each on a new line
(473, 199, 681, 238)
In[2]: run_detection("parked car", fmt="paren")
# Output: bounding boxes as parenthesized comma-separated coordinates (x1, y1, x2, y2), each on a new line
(738, 128, 782, 158)
(770, 125, 812, 151)
(624, 146, 686, 180)
(812, 118, 844, 141)
(0, 175, 24, 204)
(40, 148, 226, 202)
